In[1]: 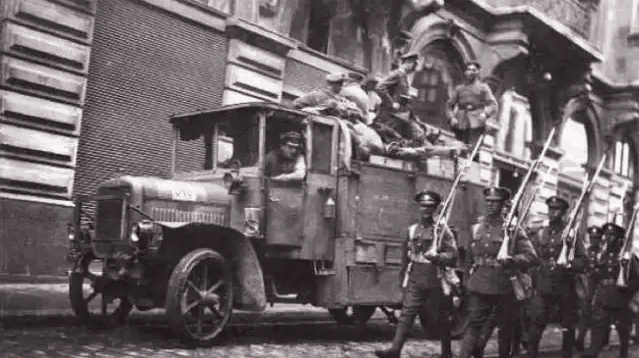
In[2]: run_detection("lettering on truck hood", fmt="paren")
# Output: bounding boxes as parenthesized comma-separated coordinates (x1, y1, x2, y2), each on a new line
(99, 176, 232, 204)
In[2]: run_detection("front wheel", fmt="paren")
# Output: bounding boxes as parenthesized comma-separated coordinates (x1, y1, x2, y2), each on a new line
(68, 255, 132, 326)
(165, 248, 234, 346)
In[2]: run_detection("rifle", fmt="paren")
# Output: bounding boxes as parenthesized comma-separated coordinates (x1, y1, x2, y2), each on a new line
(401, 134, 486, 289)
(555, 154, 607, 267)
(514, 165, 554, 235)
(497, 127, 556, 260)
(616, 203, 639, 287)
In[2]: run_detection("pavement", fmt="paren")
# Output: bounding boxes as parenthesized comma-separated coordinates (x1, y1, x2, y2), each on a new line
(0, 277, 629, 358)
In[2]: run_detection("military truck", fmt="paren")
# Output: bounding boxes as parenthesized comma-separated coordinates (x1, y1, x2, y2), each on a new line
(66, 102, 484, 345)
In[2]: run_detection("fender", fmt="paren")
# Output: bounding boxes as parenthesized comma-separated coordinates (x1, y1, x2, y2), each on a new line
(159, 222, 267, 312)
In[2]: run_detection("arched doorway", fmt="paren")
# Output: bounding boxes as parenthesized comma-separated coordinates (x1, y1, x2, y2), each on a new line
(559, 116, 590, 177)
(411, 40, 464, 129)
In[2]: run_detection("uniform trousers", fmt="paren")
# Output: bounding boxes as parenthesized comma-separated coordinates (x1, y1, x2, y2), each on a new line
(458, 292, 517, 358)
(584, 303, 632, 358)
(525, 292, 577, 358)
(399, 278, 453, 355)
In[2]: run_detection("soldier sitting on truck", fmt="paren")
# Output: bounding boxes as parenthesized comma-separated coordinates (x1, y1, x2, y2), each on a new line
(264, 131, 307, 182)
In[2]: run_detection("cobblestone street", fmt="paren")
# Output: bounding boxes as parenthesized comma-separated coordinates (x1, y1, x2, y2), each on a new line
(1, 315, 634, 358)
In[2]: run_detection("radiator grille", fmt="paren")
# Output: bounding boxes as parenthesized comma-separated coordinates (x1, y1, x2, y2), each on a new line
(149, 206, 228, 226)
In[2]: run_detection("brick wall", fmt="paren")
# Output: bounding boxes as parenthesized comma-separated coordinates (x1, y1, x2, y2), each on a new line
(74, 0, 227, 209)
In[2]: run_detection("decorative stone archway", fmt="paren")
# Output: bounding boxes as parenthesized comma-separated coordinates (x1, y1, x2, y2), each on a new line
(407, 16, 477, 64)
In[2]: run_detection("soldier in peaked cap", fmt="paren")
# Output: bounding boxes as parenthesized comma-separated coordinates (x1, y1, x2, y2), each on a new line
(291, 72, 345, 110)
(583, 222, 639, 358)
(376, 189, 458, 358)
(446, 60, 497, 147)
(457, 186, 537, 358)
(375, 52, 419, 114)
(525, 195, 586, 358)
(576, 225, 607, 351)
(361, 75, 382, 124)
(264, 131, 307, 182)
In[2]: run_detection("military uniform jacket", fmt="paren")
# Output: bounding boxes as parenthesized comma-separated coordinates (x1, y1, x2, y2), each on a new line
(400, 221, 458, 289)
(592, 250, 639, 308)
(375, 68, 410, 109)
(446, 81, 497, 130)
(466, 216, 537, 295)
(531, 223, 586, 295)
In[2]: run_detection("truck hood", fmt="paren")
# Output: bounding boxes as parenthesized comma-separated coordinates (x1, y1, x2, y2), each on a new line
(99, 175, 231, 205)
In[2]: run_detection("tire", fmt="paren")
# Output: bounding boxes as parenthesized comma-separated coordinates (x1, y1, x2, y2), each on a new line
(328, 305, 377, 325)
(68, 255, 132, 326)
(165, 248, 233, 346)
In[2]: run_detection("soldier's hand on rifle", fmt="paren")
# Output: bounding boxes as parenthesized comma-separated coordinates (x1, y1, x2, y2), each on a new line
(498, 256, 515, 268)
(392, 102, 400, 110)
(424, 252, 440, 264)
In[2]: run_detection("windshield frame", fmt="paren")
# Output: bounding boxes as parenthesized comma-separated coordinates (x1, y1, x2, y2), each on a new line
(170, 109, 268, 179)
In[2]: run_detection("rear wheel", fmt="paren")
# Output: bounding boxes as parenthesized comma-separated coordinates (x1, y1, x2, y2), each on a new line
(328, 305, 377, 325)
(68, 254, 132, 326)
(165, 248, 233, 346)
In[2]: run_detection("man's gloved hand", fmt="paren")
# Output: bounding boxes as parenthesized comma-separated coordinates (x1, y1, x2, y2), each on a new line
(392, 102, 400, 110)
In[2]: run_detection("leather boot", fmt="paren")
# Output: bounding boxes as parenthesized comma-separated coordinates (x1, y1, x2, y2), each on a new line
(375, 323, 409, 358)
(561, 329, 574, 358)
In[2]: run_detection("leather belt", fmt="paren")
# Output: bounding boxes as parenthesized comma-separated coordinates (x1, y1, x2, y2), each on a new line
(474, 256, 500, 267)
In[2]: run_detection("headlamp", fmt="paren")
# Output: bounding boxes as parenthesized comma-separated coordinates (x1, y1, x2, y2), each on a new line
(130, 220, 163, 251)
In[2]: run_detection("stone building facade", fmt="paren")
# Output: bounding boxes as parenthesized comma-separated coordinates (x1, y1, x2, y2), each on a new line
(1, 0, 639, 277)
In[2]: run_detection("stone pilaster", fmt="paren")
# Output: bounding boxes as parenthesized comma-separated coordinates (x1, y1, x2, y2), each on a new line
(0, 0, 97, 202)
(479, 18, 529, 79)
(223, 18, 296, 105)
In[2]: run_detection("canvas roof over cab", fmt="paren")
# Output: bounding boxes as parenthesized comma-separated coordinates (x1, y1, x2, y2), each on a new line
(169, 102, 310, 141)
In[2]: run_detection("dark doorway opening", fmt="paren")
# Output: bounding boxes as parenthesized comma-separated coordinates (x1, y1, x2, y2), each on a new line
(498, 167, 522, 198)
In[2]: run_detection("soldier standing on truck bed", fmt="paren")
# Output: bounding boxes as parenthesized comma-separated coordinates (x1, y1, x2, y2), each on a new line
(375, 190, 458, 358)
(525, 196, 587, 358)
(446, 61, 497, 148)
(458, 187, 537, 358)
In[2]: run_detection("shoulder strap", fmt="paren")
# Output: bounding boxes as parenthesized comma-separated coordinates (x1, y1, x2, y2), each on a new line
(408, 224, 420, 240)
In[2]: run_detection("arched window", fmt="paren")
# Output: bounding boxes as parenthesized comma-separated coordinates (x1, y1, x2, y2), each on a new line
(559, 117, 589, 176)
(610, 139, 635, 178)
(411, 41, 463, 129)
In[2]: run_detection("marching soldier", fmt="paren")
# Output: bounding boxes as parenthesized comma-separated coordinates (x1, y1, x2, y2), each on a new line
(458, 187, 538, 358)
(582, 222, 639, 358)
(525, 196, 586, 358)
(576, 226, 604, 351)
(375, 190, 458, 358)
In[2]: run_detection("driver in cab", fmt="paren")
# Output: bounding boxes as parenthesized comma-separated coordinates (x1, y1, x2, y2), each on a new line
(265, 131, 307, 182)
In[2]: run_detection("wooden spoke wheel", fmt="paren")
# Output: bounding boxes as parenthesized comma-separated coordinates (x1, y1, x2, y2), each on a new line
(68, 255, 132, 326)
(166, 248, 233, 346)
(328, 305, 377, 325)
